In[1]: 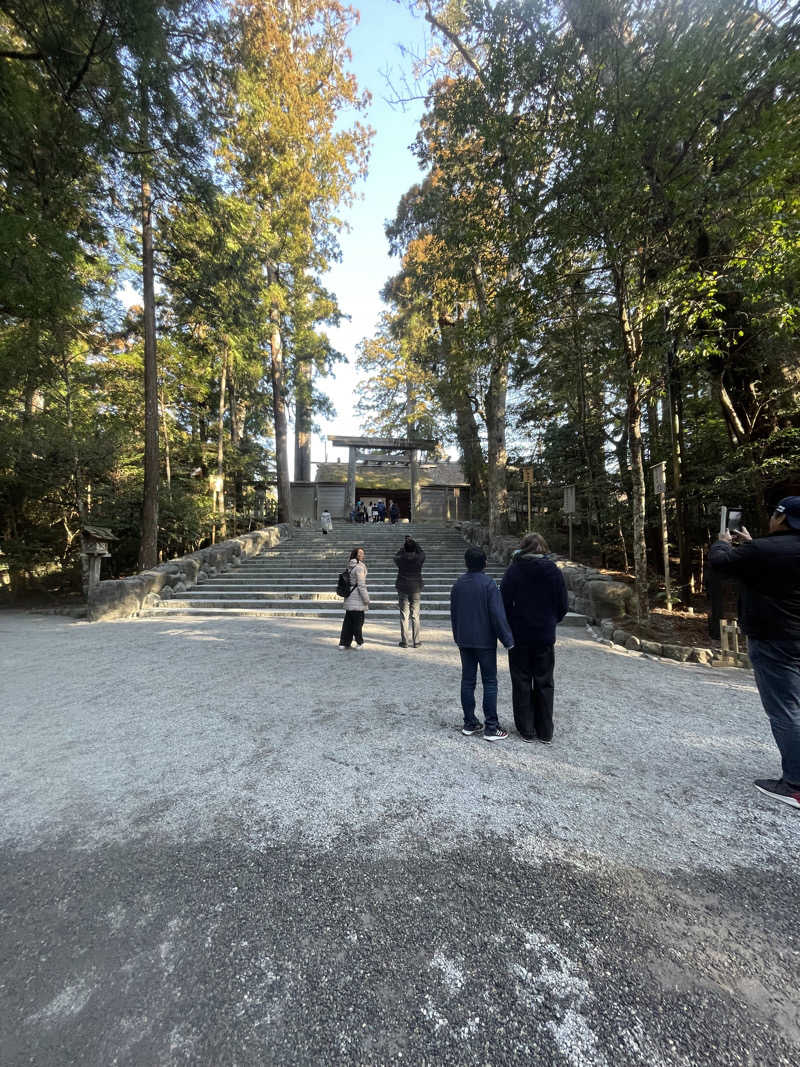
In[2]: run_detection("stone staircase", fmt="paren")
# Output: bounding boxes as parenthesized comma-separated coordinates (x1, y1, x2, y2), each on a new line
(147, 521, 586, 627)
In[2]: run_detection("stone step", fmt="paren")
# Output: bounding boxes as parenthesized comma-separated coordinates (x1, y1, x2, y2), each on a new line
(150, 603, 587, 626)
(228, 571, 503, 579)
(192, 583, 465, 592)
(178, 597, 460, 606)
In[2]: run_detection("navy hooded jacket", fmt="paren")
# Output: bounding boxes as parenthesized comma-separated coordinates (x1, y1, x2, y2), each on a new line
(450, 571, 514, 649)
(500, 552, 568, 646)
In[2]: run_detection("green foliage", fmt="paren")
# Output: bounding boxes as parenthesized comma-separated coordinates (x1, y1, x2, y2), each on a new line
(0, 0, 368, 596)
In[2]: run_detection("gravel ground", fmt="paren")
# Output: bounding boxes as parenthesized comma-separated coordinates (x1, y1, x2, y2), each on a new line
(1, 610, 798, 1066)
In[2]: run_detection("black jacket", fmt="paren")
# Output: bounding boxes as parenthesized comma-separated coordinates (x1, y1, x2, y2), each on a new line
(394, 548, 425, 594)
(500, 552, 568, 646)
(709, 530, 800, 639)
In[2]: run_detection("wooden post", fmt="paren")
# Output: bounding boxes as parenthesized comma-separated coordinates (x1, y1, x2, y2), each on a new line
(346, 448, 356, 517)
(660, 489, 672, 611)
(652, 461, 671, 610)
(527, 481, 531, 532)
(562, 484, 576, 560)
(87, 555, 102, 593)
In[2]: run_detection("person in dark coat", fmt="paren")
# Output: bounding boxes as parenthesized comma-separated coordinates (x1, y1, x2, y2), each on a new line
(450, 546, 514, 741)
(710, 497, 800, 809)
(500, 532, 568, 745)
(389, 500, 400, 524)
(394, 536, 425, 647)
(338, 546, 369, 649)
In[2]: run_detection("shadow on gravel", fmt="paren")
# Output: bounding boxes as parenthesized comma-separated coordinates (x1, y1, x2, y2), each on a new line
(2, 834, 798, 1066)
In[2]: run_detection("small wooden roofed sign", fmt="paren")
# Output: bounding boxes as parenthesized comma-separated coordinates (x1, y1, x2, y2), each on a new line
(82, 525, 119, 557)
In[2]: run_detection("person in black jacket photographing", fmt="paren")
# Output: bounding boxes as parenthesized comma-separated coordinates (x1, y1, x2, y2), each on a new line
(394, 536, 425, 648)
(710, 496, 800, 810)
(500, 532, 568, 745)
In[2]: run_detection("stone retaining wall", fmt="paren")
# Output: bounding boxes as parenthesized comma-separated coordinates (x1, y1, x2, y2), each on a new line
(593, 619, 751, 670)
(87, 525, 292, 622)
(453, 520, 635, 622)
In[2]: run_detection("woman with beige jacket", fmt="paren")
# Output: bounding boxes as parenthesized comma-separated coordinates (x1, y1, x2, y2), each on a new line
(338, 546, 369, 649)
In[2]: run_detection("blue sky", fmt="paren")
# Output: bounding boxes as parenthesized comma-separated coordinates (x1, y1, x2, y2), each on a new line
(313, 0, 430, 467)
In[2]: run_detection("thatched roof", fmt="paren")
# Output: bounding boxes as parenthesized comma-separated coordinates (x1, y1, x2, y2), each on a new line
(314, 461, 467, 489)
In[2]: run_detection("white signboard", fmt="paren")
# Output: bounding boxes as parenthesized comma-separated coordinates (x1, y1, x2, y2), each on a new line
(651, 461, 666, 495)
(563, 485, 576, 514)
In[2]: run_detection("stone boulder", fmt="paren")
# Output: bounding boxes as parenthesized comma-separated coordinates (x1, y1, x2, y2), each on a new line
(585, 580, 634, 622)
(661, 643, 693, 662)
(690, 648, 714, 666)
(137, 569, 173, 595)
(88, 577, 145, 621)
(641, 640, 663, 656)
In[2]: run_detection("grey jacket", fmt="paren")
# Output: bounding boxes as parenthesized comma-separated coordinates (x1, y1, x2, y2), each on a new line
(343, 559, 369, 611)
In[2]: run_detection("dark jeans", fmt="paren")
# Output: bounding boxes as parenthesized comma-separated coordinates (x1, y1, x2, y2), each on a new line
(398, 591, 421, 646)
(459, 647, 498, 733)
(508, 644, 555, 741)
(748, 637, 800, 785)
(340, 610, 365, 648)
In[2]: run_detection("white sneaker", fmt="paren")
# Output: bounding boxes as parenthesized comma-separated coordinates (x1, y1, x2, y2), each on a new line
(353, 643, 364, 650)
(337, 644, 347, 650)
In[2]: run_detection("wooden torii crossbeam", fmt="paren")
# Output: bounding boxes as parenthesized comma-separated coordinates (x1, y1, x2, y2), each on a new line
(327, 435, 437, 450)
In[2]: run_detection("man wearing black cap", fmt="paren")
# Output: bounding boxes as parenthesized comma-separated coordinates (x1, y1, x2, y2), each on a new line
(710, 496, 800, 809)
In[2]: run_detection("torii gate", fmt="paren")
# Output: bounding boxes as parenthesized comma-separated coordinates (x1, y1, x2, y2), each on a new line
(328, 435, 438, 523)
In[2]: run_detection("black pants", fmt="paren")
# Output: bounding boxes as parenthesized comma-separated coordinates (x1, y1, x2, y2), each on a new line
(340, 610, 365, 647)
(508, 644, 555, 741)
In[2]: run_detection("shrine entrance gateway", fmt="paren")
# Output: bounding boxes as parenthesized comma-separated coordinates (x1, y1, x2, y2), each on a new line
(328, 435, 437, 523)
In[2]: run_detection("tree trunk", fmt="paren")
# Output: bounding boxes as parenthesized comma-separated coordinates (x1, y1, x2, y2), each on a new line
(406, 383, 421, 520)
(666, 344, 690, 597)
(216, 350, 228, 539)
(160, 389, 172, 501)
(646, 394, 660, 466)
(485, 359, 509, 535)
(294, 353, 312, 482)
(438, 314, 485, 503)
(615, 272, 649, 619)
(138, 96, 159, 571)
(472, 264, 508, 535)
(613, 426, 631, 506)
(453, 393, 485, 499)
(229, 374, 246, 513)
(268, 265, 292, 525)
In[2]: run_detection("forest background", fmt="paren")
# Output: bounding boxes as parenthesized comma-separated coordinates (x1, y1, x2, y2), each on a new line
(1, 0, 798, 620)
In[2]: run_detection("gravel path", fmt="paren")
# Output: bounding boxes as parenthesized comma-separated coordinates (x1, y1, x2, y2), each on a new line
(1, 611, 797, 1065)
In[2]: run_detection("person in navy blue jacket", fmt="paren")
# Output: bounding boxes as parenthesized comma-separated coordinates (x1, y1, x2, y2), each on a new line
(450, 546, 514, 741)
(500, 532, 568, 745)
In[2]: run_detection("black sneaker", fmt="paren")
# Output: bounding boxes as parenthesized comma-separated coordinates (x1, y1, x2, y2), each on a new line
(484, 728, 509, 742)
(520, 735, 536, 743)
(754, 778, 800, 809)
(461, 722, 484, 736)
(398, 641, 407, 647)
(537, 738, 553, 746)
